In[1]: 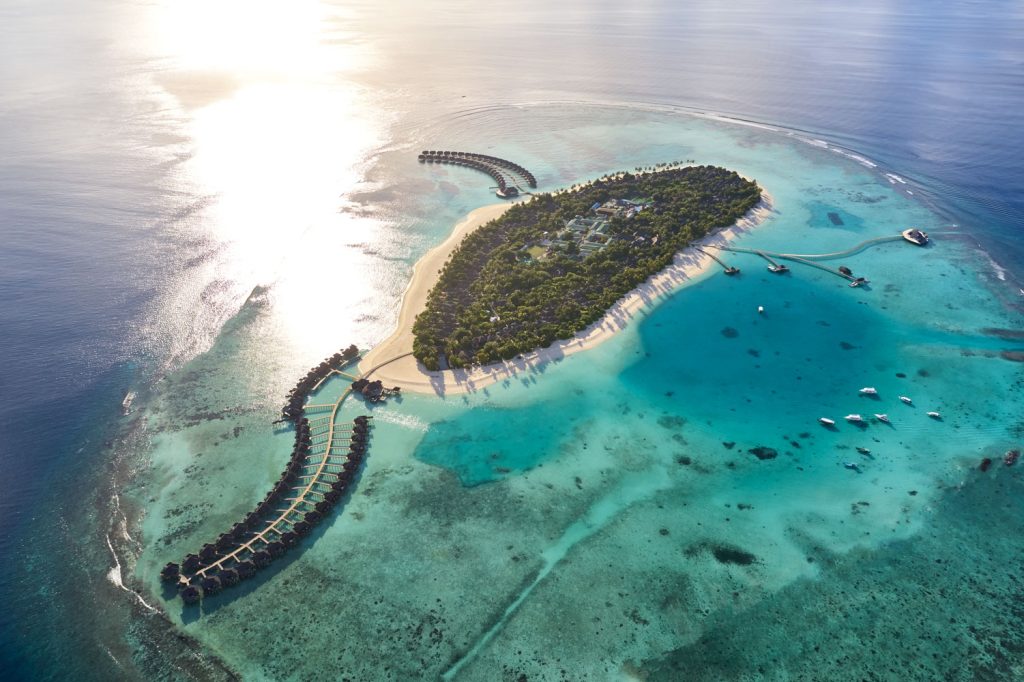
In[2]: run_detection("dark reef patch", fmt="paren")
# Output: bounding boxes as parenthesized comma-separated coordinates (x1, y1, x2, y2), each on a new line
(711, 545, 757, 566)
(747, 446, 778, 460)
(720, 327, 739, 338)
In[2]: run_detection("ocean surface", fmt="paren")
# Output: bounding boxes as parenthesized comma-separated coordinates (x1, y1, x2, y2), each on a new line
(1, 1, 1023, 679)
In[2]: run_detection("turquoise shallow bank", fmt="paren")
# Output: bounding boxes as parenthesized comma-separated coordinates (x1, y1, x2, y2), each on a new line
(121, 108, 1024, 680)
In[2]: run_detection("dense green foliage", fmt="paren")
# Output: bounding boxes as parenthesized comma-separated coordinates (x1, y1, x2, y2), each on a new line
(413, 166, 761, 370)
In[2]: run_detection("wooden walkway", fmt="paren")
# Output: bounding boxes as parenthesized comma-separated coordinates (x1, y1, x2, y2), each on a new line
(194, 388, 355, 579)
(161, 347, 377, 602)
(706, 231, 931, 284)
(694, 247, 738, 273)
(419, 150, 537, 196)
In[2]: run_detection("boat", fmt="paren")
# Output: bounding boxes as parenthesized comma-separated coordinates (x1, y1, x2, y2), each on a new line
(873, 413, 890, 423)
(758, 305, 764, 314)
(849, 277, 869, 288)
(856, 447, 871, 455)
(819, 417, 836, 426)
(844, 414, 864, 423)
(927, 411, 942, 419)
(1005, 450, 1019, 466)
(122, 390, 136, 415)
(902, 228, 929, 246)
(843, 461, 861, 472)
(838, 265, 853, 276)
(899, 396, 913, 404)
(859, 387, 878, 395)
(768, 264, 789, 273)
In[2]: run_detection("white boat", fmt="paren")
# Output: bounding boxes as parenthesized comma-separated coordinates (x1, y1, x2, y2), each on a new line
(122, 391, 136, 415)
(899, 396, 913, 404)
(819, 417, 836, 426)
(758, 305, 764, 314)
(927, 411, 942, 419)
(856, 446, 871, 454)
(874, 413, 890, 423)
(845, 414, 864, 423)
(843, 461, 861, 471)
(859, 387, 878, 395)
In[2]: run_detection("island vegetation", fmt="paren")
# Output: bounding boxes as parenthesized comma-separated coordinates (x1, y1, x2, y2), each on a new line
(412, 165, 761, 370)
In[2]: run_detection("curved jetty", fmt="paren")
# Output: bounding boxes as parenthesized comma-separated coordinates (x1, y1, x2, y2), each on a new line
(419, 150, 537, 198)
(161, 345, 390, 602)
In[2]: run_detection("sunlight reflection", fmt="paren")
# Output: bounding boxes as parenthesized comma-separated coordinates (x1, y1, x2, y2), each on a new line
(148, 0, 385, 359)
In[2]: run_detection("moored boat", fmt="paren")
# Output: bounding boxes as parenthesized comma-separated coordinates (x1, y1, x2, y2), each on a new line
(856, 446, 871, 455)
(819, 417, 836, 426)
(874, 413, 890, 423)
(1005, 450, 1020, 466)
(899, 396, 913, 404)
(844, 414, 864, 423)
(902, 227, 929, 246)
(927, 411, 942, 419)
(859, 387, 878, 395)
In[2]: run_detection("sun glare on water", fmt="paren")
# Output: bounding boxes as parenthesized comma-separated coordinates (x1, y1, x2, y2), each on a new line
(146, 0, 384, 359)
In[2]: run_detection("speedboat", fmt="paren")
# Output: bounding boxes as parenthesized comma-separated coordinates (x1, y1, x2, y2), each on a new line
(856, 447, 871, 455)
(818, 417, 836, 426)
(899, 396, 913, 404)
(859, 387, 878, 395)
(1006, 450, 1020, 467)
(843, 461, 861, 472)
(874, 413, 890, 423)
(902, 228, 929, 246)
(927, 411, 941, 419)
(845, 414, 864, 423)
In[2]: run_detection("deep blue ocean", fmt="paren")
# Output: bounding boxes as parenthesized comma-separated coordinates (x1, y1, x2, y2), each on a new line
(1, 1, 1022, 679)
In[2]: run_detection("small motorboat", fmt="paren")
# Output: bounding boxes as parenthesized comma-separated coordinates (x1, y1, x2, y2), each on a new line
(859, 387, 878, 395)
(758, 305, 764, 314)
(856, 447, 871, 455)
(902, 227, 929, 246)
(843, 461, 861, 472)
(845, 414, 865, 423)
(819, 417, 836, 426)
(874, 413, 890, 423)
(1005, 450, 1020, 467)
(927, 411, 942, 419)
(899, 396, 913, 404)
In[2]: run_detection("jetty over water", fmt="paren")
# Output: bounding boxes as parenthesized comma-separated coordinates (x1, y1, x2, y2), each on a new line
(159, 345, 400, 603)
(707, 231, 937, 287)
(419, 150, 537, 198)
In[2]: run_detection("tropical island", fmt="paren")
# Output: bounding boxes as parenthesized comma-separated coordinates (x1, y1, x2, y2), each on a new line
(411, 166, 762, 370)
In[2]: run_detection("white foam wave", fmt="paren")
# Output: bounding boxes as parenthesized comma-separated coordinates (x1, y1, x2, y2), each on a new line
(105, 533, 159, 613)
(833, 149, 878, 168)
(885, 172, 907, 184)
(983, 253, 1008, 281)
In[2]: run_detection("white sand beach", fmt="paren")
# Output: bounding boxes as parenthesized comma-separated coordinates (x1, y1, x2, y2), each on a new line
(359, 191, 775, 395)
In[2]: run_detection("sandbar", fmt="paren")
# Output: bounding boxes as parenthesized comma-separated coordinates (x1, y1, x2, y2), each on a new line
(359, 191, 775, 395)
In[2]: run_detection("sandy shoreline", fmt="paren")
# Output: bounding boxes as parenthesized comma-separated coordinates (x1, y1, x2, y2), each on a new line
(359, 191, 775, 395)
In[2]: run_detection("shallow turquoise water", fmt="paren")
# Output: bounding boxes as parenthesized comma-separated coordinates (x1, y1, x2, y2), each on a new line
(123, 107, 1024, 679)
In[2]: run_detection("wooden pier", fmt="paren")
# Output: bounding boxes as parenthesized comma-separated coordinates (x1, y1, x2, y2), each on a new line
(695, 246, 740, 274)
(160, 345, 396, 603)
(705, 231, 932, 286)
(418, 150, 537, 198)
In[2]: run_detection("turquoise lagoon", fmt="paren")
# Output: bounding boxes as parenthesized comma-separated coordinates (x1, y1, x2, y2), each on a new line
(128, 107, 1024, 679)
